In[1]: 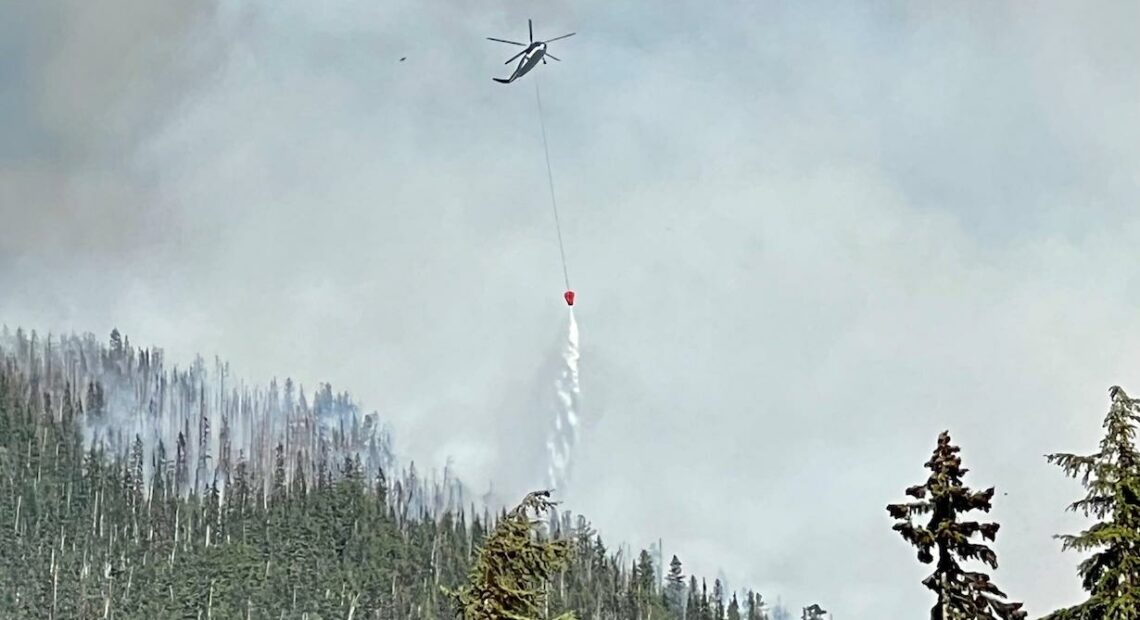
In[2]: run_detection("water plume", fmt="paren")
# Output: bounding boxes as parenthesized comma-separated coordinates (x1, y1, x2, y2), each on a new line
(545, 309, 581, 493)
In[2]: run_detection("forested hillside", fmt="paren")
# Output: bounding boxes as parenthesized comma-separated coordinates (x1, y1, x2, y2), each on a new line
(6, 325, 1140, 619)
(0, 328, 794, 619)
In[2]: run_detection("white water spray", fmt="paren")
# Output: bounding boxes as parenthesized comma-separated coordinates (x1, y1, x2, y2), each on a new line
(545, 309, 581, 492)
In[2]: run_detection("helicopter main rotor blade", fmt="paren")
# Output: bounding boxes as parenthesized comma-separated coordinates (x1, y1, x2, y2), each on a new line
(487, 37, 526, 46)
(545, 32, 576, 43)
(545, 53, 561, 61)
(529, 19, 534, 43)
(504, 50, 526, 64)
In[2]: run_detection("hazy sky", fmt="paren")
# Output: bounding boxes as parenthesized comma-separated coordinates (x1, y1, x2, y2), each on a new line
(4, 0, 1140, 616)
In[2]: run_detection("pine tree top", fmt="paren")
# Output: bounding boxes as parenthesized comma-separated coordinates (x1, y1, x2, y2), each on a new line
(887, 430, 1026, 620)
(444, 489, 576, 620)
(1044, 386, 1140, 620)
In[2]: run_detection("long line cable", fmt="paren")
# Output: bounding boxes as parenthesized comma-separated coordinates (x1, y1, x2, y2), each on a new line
(534, 77, 571, 291)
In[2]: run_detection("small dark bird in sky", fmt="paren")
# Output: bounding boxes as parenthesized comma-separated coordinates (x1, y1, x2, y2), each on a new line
(400, 57, 406, 61)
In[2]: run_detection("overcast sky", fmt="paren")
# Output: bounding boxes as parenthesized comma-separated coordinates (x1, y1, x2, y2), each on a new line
(4, 0, 1140, 616)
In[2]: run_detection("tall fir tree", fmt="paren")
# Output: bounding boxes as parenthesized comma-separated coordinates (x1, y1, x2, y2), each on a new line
(665, 555, 686, 613)
(713, 579, 726, 619)
(886, 430, 1026, 620)
(727, 593, 742, 620)
(635, 549, 657, 616)
(444, 490, 576, 620)
(688, 576, 701, 619)
(745, 591, 767, 620)
(110, 328, 123, 357)
(636, 549, 657, 596)
(1044, 385, 1140, 619)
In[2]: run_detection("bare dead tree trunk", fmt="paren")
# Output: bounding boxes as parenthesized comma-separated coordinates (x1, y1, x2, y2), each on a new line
(170, 504, 180, 567)
(348, 593, 362, 620)
(123, 565, 133, 604)
(50, 548, 58, 620)
(940, 571, 950, 620)
(102, 578, 112, 619)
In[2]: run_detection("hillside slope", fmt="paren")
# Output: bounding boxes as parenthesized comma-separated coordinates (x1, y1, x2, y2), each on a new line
(0, 327, 785, 619)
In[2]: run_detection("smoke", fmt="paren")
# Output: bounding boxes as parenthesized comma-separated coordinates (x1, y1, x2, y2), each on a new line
(0, 0, 235, 273)
(0, 326, 483, 520)
(545, 309, 581, 493)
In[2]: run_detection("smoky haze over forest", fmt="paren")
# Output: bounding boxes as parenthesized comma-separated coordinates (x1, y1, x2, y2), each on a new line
(4, 0, 1140, 616)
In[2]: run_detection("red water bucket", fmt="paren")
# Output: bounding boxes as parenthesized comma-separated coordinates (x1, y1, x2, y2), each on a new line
(563, 290, 575, 306)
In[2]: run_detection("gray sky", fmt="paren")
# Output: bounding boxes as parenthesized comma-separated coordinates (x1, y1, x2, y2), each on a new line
(4, 0, 1140, 616)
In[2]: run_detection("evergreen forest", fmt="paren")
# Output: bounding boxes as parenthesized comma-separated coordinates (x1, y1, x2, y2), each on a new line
(2, 327, 1138, 619)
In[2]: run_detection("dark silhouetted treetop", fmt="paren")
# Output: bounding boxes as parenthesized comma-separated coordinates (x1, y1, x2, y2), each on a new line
(887, 430, 1026, 620)
(801, 603, 827, 620)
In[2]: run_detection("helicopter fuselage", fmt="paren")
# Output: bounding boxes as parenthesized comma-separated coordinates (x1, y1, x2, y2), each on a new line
(509, 42, 547, 81)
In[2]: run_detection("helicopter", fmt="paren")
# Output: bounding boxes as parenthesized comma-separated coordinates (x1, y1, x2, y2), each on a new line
(487, 19, 575, 84)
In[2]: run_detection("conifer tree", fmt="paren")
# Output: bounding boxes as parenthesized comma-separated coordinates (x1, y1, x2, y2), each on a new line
(886, 430, 1026, 620)
(713, 578, 726, 619)
(1044, 385, 1140, 619)
(634, 549, 657, 616)
(110, 328, 123, 358)
(801, 603, 827, 620)
(665, 555, 686, 613)
(700, 579, 711, 620)
(444, 490, 576, 620)
(636, 549, 656, 595)
(727, 593, 742, 620)
(745, 590, 767, 620)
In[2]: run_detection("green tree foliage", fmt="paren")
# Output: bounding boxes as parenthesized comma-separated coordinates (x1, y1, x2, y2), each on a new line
(1044, 385, 1140, 620)
(713, 579, 726, 619)
(727, 593, 741, 620)
(0, 326, 799, 620)
(745, 590, 768, 620)
(665, 555, 686, 613)
(886, 430, 1026, 620)
(445, 490, 575, 620)
(688, 576, 701, 618)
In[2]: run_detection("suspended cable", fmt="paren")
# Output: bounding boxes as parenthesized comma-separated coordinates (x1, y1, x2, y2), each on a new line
(534, 77, 571, 292)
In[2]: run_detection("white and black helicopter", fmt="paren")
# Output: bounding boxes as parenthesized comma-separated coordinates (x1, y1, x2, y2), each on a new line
(487, 19, 575, 84)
